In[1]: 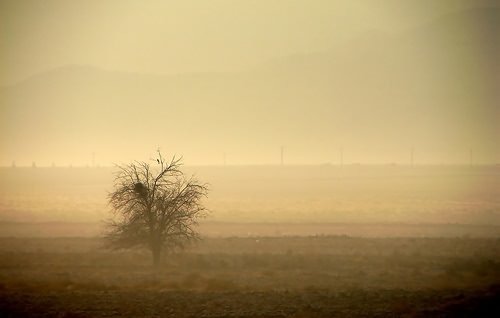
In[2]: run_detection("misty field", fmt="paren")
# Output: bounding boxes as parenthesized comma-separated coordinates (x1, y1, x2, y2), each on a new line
(1, 166, 499, 316)
(1, 165, 499, 225)
(1, 236, 499, 317)
(2, 1, 499, 316)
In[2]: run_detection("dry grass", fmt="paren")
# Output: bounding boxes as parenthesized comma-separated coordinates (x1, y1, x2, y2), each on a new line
(0, 236, 499, 316)
(0, 236, 499, 293)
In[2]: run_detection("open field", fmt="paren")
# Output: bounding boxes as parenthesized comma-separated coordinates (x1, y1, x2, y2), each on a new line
(1, 165, 499, 316)
(1, 236, 499, 317)
(1, 165, 499, 225)
(1, 221, 500, 238)
(2, 2, 499, 316)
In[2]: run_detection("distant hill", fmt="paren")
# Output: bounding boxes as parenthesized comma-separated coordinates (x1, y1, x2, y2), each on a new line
(1, 8, 498, 165)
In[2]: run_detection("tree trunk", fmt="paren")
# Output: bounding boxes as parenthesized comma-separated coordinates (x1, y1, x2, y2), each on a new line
(152, 244, 161, 267)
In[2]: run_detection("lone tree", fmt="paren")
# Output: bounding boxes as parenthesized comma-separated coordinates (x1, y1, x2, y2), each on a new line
(106, 151, 209, 266)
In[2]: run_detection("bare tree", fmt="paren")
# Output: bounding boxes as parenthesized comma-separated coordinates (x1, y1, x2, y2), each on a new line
(106, 151, 209, 266)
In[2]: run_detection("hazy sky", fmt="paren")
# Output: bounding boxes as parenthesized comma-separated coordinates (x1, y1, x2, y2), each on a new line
(0, 0, 498, 166)
(1, 0, 496, 84)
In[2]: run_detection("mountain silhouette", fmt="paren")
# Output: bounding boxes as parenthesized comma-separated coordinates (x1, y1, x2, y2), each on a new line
(1, 9, 498, 164)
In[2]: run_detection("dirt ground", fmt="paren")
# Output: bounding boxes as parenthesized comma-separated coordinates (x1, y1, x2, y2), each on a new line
(0, 236, 499, 317)
(2, 286, 500, 317)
